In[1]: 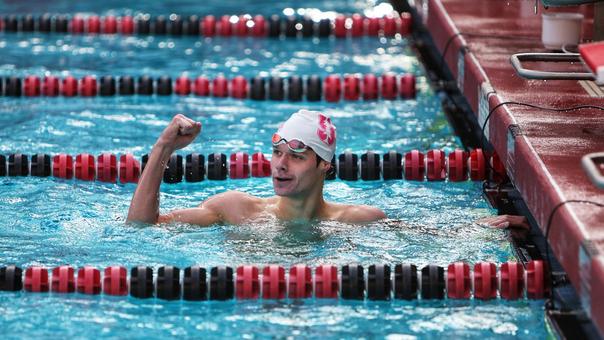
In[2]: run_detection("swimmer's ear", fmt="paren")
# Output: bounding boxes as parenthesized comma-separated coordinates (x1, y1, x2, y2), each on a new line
(319, 160, 332, 174)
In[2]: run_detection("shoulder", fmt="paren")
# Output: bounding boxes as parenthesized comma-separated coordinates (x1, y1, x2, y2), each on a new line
(201, 191, 264, 223)
(329, 203, 387, 224)
(203, 190, 261, 208)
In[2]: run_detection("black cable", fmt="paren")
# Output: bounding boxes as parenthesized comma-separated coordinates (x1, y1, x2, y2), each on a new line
(543, 200, 604, 310)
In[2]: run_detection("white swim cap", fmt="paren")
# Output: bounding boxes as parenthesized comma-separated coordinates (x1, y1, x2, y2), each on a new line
(275, 109, 336, 162)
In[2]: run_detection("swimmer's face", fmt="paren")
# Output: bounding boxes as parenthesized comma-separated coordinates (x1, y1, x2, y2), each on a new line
(271, 143, 328, 197)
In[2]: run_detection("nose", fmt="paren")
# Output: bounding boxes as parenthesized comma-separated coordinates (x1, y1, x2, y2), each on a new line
(273, 153, 288, 172)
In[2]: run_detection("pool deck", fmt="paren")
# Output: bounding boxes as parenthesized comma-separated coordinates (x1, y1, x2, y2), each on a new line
(410, 0, 604, 334)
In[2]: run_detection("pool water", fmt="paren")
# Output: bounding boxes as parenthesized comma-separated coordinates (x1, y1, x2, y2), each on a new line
(0, 0, 546, 338)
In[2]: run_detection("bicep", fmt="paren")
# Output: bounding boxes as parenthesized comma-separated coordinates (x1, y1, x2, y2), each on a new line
(158, 206, 222, 226)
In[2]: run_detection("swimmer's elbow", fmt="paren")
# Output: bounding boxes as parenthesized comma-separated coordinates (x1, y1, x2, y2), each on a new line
(157, 213, 174, 224)
(126, 212, 164, 225)
(368, 207, 387, 221)
(345, 205, 387, 223)
(375, 209, 387, 220)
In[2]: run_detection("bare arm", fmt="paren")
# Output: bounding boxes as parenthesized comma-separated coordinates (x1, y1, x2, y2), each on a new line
(126, 114, 221, 226)
(126, 142, 173, 224)
(340, 205, 387, 224)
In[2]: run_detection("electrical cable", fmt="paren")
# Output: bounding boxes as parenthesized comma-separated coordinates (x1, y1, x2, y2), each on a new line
(543, 200, 604, 310)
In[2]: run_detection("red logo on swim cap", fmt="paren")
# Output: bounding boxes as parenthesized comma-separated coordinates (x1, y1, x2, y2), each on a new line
(317, 114, 335, 146)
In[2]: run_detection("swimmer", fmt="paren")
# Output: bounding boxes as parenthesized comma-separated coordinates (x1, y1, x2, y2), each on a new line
(127, 110, 529, 229)
(127, 110, 384, 225)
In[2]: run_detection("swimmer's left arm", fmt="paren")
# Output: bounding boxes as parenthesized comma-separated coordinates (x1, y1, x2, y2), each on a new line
(157, 205, 221, 226)
(341, 205, 387, 224)
(475, 215, 529, 230)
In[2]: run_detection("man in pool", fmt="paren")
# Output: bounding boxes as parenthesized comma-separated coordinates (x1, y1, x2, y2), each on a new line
(127, 110, 529, 229)
(127, 110, 387, 225)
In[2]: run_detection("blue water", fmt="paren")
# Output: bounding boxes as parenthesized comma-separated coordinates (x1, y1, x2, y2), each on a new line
(0, 1, 546, 338)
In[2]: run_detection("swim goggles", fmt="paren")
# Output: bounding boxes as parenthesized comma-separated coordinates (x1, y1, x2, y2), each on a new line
(272, 133, 309, 153)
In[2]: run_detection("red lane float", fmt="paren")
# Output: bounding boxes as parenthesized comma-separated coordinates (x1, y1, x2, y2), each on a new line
(230, 76, 248, 99)
(404, 150, 425, 181)
(53, 154, 74, 179)
(288, 265, 312, 299)
(251, 152, 270, 177)
(366, 17, 381, 36)
(175, 76, 191, 95)
(88, 16, 100, 34)
(324, 75, 342, 102)
(24, 267, 49, 292)
(473, 262, 497, 300)
(236, 265, 260, 299)
(399, 12, 412, 35)
(363, 74, 378, 100)
(24, 76, 41, 97)
(202, 15, 216, 37)
(252, 15, 266, 37)
(235, 16, 248, 37)
(334, 15, 346, 38)
(262, 265, 286, 299)
(526, 260, 549, 299)
(315, 265, 338, 298)
(120, 16, 134, 34)
(229, 152, 250, 179)
(383, 16, 397, 37)
(447, 262, 470, 299)
(119, 154, 140, 184)
(344, 75, 360, 100)
(103, 16, 117, 34)
(79, 76, 97, 97)
(71, 16, 84, 34)
(490, 152, 507, 183)
(194, 76, 210, 96)
(61, 76, 78, 97)
(212, 76, 228, 97)
(42, 76, 60, 96)
(500, 261, 524, 300)
(103, 266, 128, 296)
(97, 153, 117, 183)
(351, 14, 365, 37)
(448, 149, 468, 182)
(51, 266, 75, 293)
(469, 149, 486, 181)
(75, 153, 96, 181)
(381, 74, 397, 100)
(399, 73, 416, 99)
(77, 266, 101, 294)
(217, 15, 232, 37)
(426, 150, 446, 181)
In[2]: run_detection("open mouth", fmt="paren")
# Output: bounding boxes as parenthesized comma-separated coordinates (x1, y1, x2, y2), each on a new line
(274, 177, 293, 182)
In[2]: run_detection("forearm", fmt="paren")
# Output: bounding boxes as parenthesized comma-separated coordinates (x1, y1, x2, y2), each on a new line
(126, 143, 174, 224)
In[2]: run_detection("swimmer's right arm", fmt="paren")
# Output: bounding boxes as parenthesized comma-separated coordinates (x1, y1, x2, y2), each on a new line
(127, 114, 221, 226)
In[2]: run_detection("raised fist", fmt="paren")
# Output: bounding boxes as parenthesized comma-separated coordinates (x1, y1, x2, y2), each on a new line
(156, 114, 202, 151)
